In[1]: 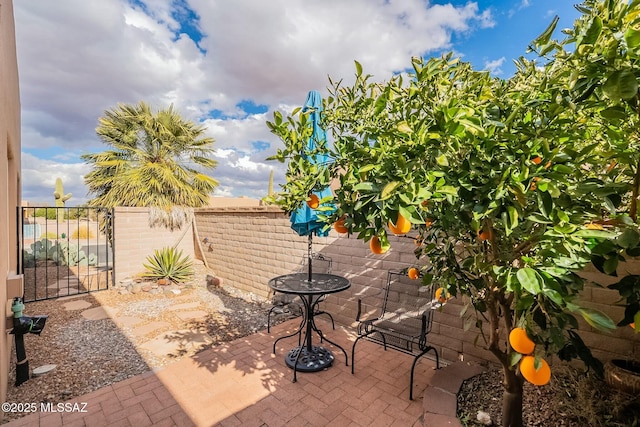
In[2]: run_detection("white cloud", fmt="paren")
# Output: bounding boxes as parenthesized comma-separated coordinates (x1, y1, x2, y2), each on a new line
(21, 153, 91, 205)
(484, 57, 506, 75)
(15, 0, 493, 204)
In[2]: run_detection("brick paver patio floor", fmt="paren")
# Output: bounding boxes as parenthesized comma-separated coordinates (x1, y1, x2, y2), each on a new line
(3, 318, 468, 426)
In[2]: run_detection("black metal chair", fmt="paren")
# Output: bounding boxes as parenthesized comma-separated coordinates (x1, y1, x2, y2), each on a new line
(267, 253, 335, 332)
(351, 269, 440, 400)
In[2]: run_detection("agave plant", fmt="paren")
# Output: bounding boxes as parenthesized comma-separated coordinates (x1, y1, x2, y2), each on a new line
(143, 247, 194, 283)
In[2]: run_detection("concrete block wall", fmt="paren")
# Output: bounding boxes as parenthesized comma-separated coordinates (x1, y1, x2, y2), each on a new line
(192, 206, 640, 366)
(113, 207, 196, 283)
(193, 206, 335, 299)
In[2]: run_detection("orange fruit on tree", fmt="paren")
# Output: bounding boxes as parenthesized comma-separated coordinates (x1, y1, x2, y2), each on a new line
(388, 212, 411, 235)
(519, 355, 551, 386)
(477, 228, 492, 241)
(509, 327, 535, 355)
(631, 322, 636, 330)
(425, 218, 434, 227)
(435, 287, 450, 303)
(306, 194, 320, 209)
(408, 267, 419, 280)
(369, 236, 388, 254)
(334, 217, 348, 234)
(531, 156, 542, 165)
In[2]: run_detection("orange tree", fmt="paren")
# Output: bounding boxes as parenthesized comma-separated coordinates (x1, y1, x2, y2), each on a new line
(536, 0, 640, 332)
(270, 56, 614, 427)
(266, 3, 640, 425)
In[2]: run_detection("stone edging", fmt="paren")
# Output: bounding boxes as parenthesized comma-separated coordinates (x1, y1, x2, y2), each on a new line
(422, 361, 487, 426)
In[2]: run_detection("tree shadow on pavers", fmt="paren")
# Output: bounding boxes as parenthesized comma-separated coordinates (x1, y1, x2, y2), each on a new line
(4, 293, 151, 424)
(164, 286, 292, 392)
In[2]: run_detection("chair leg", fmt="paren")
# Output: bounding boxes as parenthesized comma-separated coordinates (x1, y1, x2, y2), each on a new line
(351, 336, 364, 374)
(267, 306, 278, 333)
(409, 346, 439, 400)
(315, 310, 335, 329)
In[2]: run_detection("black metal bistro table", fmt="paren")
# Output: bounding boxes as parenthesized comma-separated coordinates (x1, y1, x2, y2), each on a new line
(269, 272, 350, 381)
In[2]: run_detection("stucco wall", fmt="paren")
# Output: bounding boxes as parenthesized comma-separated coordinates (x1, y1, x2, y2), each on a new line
(194, 206, 640, 366)
(1, 0, 21, 408)
(112, 207, 196, 283)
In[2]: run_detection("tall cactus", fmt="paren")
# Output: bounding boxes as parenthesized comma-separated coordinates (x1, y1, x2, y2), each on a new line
(53, 177, 71, 222)
(268, 168, 274, 196)
(53, 177, 72, 207)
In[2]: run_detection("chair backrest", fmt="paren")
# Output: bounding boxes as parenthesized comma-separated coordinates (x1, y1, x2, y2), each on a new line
(298, 253, 332, 275)
(380, 270, 435, 334)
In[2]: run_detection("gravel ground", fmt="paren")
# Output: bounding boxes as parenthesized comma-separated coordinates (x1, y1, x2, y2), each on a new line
(3, 263, 285, 424)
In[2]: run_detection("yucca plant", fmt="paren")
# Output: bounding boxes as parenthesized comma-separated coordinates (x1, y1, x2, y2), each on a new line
(143, 247, 194, 283)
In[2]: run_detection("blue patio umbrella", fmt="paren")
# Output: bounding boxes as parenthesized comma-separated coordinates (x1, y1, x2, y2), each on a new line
(290, 90, 334, 280)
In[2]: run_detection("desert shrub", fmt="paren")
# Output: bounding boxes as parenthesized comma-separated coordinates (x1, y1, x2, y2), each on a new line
(34, 208, 59, 220)
(67, 207, 89, 220)
(40, 231, 58, 239)
(142, 247, 194, 283)
(71, 225, 94, 239)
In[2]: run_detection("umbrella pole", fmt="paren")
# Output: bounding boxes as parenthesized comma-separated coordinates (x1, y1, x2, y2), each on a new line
(308, 234, 313, 281)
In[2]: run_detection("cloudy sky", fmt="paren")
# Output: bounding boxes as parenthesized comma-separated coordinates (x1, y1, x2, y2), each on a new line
(14, 0, 580, 205)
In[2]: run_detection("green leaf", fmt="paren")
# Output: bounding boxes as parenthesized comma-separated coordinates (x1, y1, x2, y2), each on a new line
(538, 191, 552, 217)
(625, 27, 640, 50)
(617, 229, 640, 249)
(374, 91, 388, 115)
(553, 164, 574, 174)
(577, 307, 616, 331)
(532, 15, 559, 48)
(355, 60, 363, 77)
(436, 154, 449, 166)
(581, 16, 602, 46)
(517, 268, 541, 294)
(380, 181, 401, 200)
(600, 106, 628, 120)
(574, 229, 615, 239)
(603, 256, 618, 275)
(509, 351, 523, 367)
(397, 121, 412, 134)
(437, 186, 458, 195)
(353, 182, 374, 192)
(602, 70, 639, 100)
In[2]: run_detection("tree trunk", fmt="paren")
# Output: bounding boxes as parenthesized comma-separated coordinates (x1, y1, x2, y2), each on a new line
(502, 365, 524, 427)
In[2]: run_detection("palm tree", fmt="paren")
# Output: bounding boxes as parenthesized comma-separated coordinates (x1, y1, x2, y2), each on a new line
(83, 101, 218, 229)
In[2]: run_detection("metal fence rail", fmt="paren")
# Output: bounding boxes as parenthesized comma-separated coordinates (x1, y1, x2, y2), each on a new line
(19, 207, 114, 302)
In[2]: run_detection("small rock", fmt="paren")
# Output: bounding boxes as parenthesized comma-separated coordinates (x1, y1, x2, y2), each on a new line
(131, 283, 142, 294)
(32, 364, 57, 376)
(170, 289, 181, 295)
(207, 275, 223, 287)
(61, 389, 72, 396)
(141, 284, 152, 292)
(120, 278, 133, 287)
(149, 288, 161, 295)
(477, 410, 492, 426)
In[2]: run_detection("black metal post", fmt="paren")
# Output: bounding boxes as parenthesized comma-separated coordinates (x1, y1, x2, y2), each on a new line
(13, 330, 29, 386)
(308, 234, 313, 282)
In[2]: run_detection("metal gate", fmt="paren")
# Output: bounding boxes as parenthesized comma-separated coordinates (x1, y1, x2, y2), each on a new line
(19, 207, 114, 302)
